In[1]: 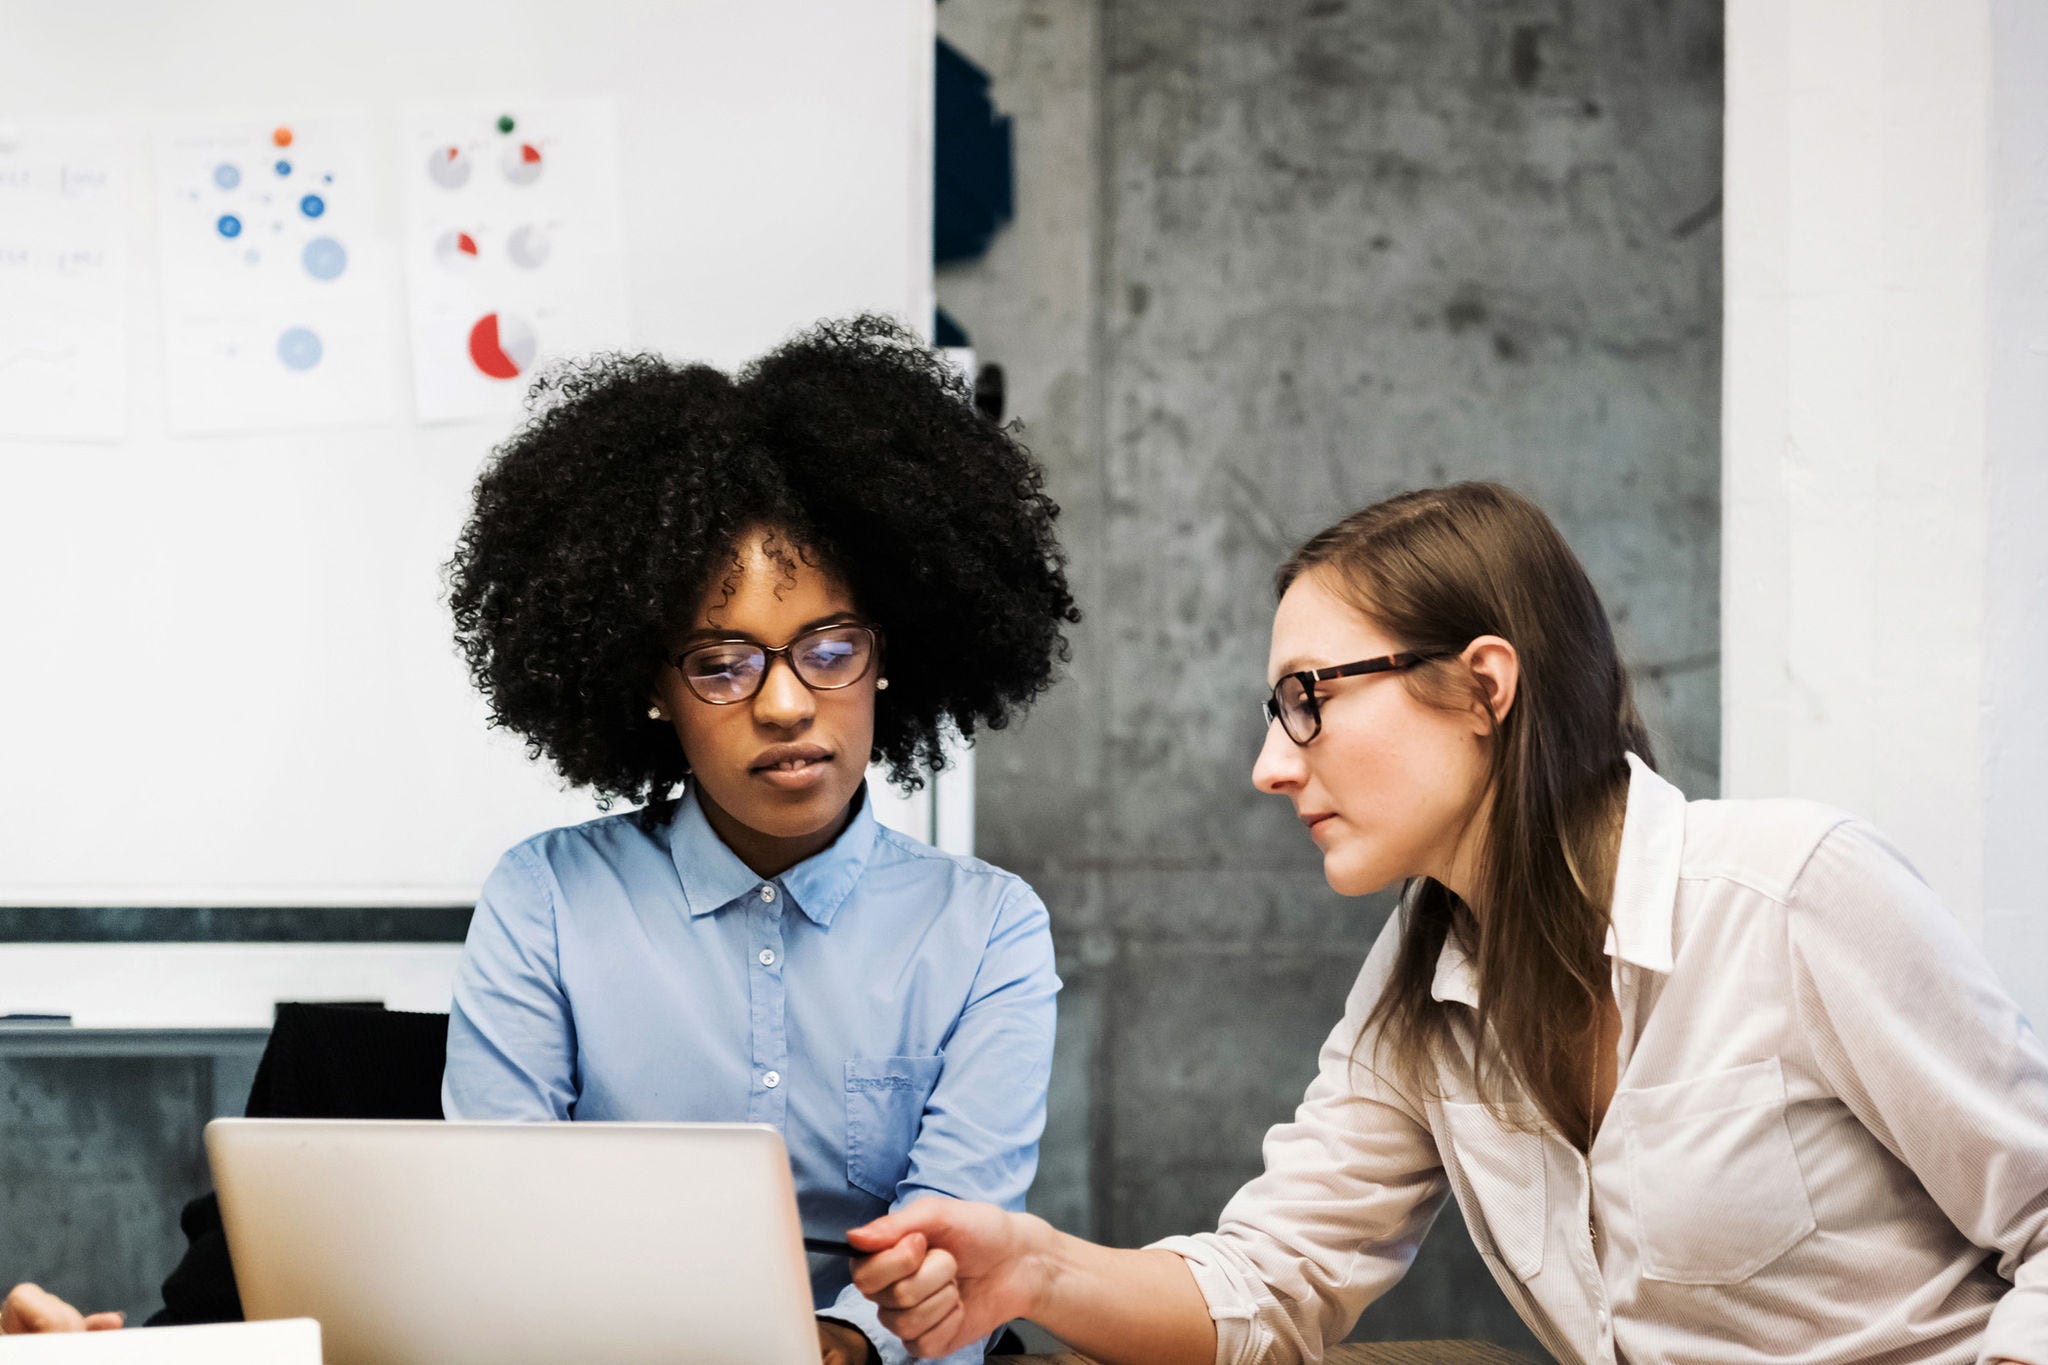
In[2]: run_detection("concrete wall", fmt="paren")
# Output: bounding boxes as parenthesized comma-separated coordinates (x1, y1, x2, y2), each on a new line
(939, 0, 1724, 1351)
(0, 1038, 263, 1323)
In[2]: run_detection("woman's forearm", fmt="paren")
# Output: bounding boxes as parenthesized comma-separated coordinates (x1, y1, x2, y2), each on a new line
(1021, 1217, 1218, 1365)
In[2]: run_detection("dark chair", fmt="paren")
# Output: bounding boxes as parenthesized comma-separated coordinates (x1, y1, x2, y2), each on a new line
(149, 1003, 449, 1326)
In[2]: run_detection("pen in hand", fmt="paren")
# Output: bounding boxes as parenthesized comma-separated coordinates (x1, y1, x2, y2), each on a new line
(804, 1236, 858, 1258)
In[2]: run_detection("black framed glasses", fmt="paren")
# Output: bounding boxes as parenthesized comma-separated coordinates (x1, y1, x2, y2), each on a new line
(1261, 651, 1447, 745)
(670, 623, 883, 705)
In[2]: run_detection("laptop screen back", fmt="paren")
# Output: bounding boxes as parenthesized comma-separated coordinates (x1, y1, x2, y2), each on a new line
(206, 1119, 822, 1365)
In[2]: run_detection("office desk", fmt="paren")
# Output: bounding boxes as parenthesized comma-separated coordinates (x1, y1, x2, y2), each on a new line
(1014, 1343, 1531, 1364)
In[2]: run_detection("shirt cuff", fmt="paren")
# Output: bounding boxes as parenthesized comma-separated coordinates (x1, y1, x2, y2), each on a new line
(1980, 1282, 2048, 1365)
(1147, 1233, 1264, 1365)
(819, 1282, 993, 1365)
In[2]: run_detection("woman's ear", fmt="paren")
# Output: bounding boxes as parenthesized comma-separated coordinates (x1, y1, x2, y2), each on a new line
(1460, 635, 1519, 732)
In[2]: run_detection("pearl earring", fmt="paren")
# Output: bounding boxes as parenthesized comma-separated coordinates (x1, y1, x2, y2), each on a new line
(876, 678, 889, 691)
(647, 705, 663, 720)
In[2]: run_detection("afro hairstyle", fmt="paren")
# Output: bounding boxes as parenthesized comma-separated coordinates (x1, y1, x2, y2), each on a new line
(446, 314, 1079, 813)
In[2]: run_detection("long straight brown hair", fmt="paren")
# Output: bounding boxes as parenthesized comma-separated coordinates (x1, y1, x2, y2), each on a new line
(1277, 483, 1654, 1146)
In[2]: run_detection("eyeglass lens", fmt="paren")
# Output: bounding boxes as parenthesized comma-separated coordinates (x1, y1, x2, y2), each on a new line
(679, 626, 874, 703)
(1275, 674, 1317, 743)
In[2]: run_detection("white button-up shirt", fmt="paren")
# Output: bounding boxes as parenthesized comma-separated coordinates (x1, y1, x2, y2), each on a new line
(1156, 757, 2048, 1365)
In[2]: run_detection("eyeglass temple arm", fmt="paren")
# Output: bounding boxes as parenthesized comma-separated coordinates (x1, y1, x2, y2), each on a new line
(1262, 652, 1438, 716)
(1305, 651, 1444, 682)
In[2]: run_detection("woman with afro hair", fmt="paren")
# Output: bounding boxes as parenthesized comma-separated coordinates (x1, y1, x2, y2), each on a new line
(441, 316, 1078, 1365)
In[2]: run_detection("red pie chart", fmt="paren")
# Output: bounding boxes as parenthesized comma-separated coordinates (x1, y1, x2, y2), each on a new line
(467, 312, 537, 380)
(435, 228, 481, 271)
(427, 145, 472, 189)
(502, 141, 543, 185)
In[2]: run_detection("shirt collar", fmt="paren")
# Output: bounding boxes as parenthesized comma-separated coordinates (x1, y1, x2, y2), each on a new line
(1427, 752, 1682, 1006)
(667, 782, 881, 928)
(1604, 752, 1683, 974)
(1430, 926, 1480, 1008)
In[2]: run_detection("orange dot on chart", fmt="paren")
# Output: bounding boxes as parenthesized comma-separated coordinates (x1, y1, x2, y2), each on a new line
(273, 127, 294, 148)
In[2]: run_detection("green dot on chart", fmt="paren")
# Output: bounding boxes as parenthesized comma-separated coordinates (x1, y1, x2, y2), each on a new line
(497, 114, 515, 134)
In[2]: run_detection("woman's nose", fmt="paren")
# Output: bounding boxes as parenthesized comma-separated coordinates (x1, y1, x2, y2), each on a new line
(1252, 717, 1304, 793)
(751, 655, 815, 728)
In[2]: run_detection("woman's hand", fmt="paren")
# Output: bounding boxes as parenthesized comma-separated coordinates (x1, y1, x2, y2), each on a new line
(0, 1284, 123, 1334)
(848, 1200, 1046, 1359)
(817, 1318, 876, 1365)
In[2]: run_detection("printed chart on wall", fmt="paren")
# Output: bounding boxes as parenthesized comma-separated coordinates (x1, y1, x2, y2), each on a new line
(0, 120, 129, 442)
(155, 114, 399, 435)
(401, 99, 628, 423)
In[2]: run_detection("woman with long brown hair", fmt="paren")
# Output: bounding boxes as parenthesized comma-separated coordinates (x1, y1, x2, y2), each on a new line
(844, 483, 2048, 1364)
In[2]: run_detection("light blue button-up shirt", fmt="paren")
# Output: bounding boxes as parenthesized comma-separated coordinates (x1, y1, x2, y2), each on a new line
(443, 784, 1059, 1363)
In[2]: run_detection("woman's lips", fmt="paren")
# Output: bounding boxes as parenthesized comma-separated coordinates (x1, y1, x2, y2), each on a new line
(753, 761, 830, 791)
(750, 746, 834, 791)
(1302, 812, 1338, 839)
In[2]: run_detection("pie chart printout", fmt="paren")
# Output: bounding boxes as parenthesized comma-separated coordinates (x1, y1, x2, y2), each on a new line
(404, 100, 624, 421)
(467, 312, 536, 381)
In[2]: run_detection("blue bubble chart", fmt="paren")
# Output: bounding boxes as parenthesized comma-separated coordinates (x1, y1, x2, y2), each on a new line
(274, 159, 292, 176)
(277, 327, 323, 371)
(216, 214, 242, 239)
(299, 193, 326, 218)
(212, 162, 241, 190)
(301, 235, 347, 281)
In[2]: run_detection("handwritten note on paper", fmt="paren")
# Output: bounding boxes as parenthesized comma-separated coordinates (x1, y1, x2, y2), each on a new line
(0, 121, 129, 443)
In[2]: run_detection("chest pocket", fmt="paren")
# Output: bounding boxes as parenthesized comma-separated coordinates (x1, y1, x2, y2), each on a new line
(845, 1055, 944, 1201)
(1436, 1099, 1548, 1281)
(1617, 1056, 1816, 1284)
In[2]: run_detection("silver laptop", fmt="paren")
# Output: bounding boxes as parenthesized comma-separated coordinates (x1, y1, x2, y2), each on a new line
(205, 1119, 824, 1365)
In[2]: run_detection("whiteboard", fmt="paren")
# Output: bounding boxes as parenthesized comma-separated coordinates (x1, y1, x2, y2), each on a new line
(0, 0, 939, 907)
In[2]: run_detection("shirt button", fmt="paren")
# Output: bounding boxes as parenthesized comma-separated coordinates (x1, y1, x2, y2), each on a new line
(759, 885, 776, 903)
(758, 948, 776, 966)
(762, 1070, 781, 1089)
